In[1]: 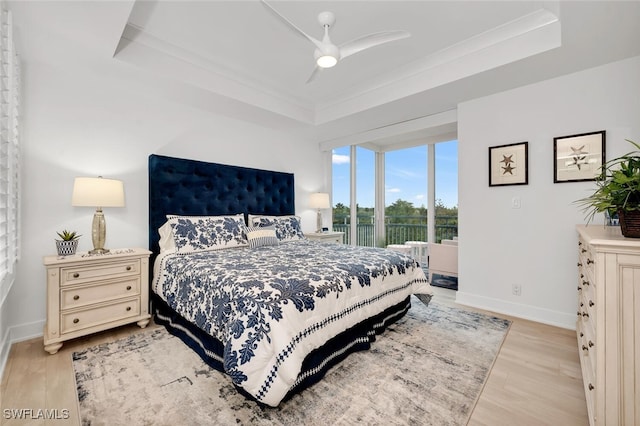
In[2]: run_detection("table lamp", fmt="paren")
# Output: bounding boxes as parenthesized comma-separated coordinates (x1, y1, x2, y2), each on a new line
(72, 176, 125, 254)
(309, 192, 330, 233)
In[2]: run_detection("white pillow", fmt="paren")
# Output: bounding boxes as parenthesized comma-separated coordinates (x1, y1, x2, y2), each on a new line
(158, 221, 177, 252)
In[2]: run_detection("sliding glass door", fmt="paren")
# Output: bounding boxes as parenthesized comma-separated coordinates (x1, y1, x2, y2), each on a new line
(384, 146, 428, 245)
(356, 147, 376, 246)
(435, 141, 458, 242)
(332, 140, 457, 247)
(331, 147, 351, 243)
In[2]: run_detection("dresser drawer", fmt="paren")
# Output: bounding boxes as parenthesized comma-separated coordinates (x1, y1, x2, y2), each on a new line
(578, 317, 597, 373)
(578, 240, 595, 281)
(61, 298, 140, 334)
(60, 277, 140, 310)
(60, 259, 140, 285)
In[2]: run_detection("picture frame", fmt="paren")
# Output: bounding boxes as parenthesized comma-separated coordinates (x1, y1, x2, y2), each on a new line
(489, 141, 528, 187)
(553, 130, 605, 183)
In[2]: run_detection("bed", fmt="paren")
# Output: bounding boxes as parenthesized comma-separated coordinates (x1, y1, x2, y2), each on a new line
(148, 154, 433, 407)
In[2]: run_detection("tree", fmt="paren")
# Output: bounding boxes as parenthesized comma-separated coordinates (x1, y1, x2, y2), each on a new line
(332, 202, 350, 225)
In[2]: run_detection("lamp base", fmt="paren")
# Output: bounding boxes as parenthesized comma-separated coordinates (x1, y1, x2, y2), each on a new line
(88, 248, 110, 255)
(316, 210, 323, 233)
(91, 209, 109, 255)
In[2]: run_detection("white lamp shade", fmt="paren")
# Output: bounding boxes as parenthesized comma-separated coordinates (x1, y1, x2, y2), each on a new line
(72, 177, 125, 207)
(309, 192, 330, 209)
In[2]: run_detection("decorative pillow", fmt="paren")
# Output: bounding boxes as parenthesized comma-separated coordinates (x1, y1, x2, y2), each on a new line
(246, 226, 279, 248)
(167, 214, 247, 254)
(158, 221, 177, 252)
(248, 214, 305, 242)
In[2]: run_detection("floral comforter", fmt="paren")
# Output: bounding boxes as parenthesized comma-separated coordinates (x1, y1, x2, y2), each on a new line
(152, 239, 432, 406)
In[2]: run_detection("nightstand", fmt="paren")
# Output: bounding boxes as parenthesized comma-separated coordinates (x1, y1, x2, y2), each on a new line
(42, 248, 151, 354)
(306, 231, 344, 244)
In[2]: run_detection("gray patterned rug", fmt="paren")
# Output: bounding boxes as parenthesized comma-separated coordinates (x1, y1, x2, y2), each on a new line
(72, 297, 510, 426)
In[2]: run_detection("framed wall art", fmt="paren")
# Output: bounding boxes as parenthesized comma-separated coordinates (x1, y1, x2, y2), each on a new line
(553, 130, 605, 183)
(489, 141, 528, 187)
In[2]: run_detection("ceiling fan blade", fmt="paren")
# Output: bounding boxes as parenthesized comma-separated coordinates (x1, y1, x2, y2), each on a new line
(306, 66, 321, 84)
(261, 0, 323, 50)
(339, 30, 410, 60)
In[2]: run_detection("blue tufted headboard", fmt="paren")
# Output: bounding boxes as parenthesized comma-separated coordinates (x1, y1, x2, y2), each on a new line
(148, 154, 295, 262)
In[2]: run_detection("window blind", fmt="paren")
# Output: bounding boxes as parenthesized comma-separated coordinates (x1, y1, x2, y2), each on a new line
(0, 3, 20, 306)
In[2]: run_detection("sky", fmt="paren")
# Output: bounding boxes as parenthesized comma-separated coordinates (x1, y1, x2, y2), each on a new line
(332, 140, 458, 209)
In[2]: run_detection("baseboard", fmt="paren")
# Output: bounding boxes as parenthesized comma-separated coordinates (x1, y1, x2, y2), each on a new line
(0, 320, 45, 380)
(455, 291, 576, 330)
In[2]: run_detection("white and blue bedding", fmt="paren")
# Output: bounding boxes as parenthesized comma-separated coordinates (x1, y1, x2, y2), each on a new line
(152, 239, 431, 407)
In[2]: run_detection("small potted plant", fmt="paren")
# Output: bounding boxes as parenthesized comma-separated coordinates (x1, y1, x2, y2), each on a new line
(577, 139, 640, 237)
(55, 230, 81, 256)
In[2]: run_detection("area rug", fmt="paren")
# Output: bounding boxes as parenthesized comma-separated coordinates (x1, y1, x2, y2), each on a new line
(72, 297, 510, 426)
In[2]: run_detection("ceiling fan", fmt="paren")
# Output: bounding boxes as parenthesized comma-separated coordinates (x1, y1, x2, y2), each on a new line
(261, 0, 410, 83)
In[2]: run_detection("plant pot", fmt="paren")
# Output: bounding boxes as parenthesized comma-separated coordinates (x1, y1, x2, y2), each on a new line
(618, 209, 640, 238)
(56, 239, 78, 256)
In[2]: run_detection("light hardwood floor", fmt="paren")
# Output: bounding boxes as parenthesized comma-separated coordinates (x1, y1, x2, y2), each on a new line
(1, 288, 588, 425)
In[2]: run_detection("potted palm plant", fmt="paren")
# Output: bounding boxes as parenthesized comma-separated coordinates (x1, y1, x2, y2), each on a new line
(577, 139, 640, 237)
(55, 230, 81, 256)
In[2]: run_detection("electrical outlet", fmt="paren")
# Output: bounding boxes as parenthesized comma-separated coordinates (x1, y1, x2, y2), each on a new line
(512, 197, 521, 209)
(512, 284, 521, 296)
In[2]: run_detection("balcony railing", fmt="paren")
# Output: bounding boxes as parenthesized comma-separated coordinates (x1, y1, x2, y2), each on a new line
(332, 215, 457, 246)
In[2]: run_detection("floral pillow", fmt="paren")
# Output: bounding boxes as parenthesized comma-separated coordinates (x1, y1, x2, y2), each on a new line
(167, 214, 247, 254)
(248, 214, 305, 242)
(246, 225, 279, 248)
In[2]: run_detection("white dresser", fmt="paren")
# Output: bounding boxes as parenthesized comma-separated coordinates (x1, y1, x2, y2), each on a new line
(43, 248, 151, 354)
(576, 225, 640, 426)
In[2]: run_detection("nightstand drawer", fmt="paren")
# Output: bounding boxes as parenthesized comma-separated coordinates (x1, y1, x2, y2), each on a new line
(306, 232, 344, 244)
(60, 277, 140, 309)
(61, 298, 140, 334)
(60, 259, 140, 285)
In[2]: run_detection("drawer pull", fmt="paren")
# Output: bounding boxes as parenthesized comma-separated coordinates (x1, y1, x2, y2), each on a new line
(588, 340, 594, 347)
(126, 285, 132, 291)
(580, 302, 584, 307)
(588, 383, 594, 391)
(73, 318, 79, 324)
(581, 248, 587, 253)
(582, 312, 589, 318)
(578, 286, 582, 291)
(587, 259, 594, 265)
(126, 266, 132, 271)
(126, 306, 131, 311)
(589, 300, 594, 307)
(577, 262, 582, 267)
(582, 280, 590, 286)
(580, 332, 584, 337)
(73, 273, 80, 278)
(582, 345, 588, 352)
(73, 295, 80, 301)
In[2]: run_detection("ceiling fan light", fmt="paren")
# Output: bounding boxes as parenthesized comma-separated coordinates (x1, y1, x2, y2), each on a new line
(317, 55, 337, 68)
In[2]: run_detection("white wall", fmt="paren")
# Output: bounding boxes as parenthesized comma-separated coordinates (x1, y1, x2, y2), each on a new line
(457, 55, 640, 328)
(0, 6, 324, 358)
